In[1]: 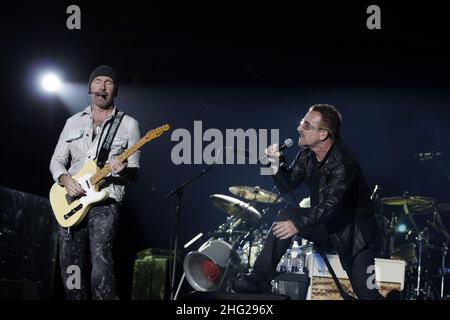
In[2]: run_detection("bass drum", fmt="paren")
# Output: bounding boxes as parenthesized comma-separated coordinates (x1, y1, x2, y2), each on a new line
(183, 239, 240, 292)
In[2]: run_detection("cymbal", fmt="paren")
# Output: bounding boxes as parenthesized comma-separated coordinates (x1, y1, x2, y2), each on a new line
(438, 203, 450, 212)
(411, 203, 450, 215)
(229, 186, 283, 204)
(210, 194, 261, 222)
(380, 196, 435, 206)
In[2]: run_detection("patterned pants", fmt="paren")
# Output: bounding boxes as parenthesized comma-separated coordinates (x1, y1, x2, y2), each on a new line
(57, 200, 120, 300)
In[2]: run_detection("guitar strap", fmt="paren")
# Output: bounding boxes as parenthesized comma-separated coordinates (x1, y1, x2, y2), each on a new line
(96, 110, 125, 168)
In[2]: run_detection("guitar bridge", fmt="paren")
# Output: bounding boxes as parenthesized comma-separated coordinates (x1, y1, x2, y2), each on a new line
(65, 193, 75, 204)
(65, 193, 84, 205)
(65, 192, 86, 205)
(64, 204, 83, 220)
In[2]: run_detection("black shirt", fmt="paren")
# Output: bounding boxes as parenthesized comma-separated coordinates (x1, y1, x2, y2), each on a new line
(309, 154, 321, 208)
(308, 144, 333, 208)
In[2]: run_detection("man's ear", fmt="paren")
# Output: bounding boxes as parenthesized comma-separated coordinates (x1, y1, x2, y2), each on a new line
(320, 130, 330, 142)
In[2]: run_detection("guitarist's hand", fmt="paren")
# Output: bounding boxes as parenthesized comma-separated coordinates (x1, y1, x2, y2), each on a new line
(272, 220, 299, 240)
(109, 157, 127, 175)
(59, 174, 85, 197)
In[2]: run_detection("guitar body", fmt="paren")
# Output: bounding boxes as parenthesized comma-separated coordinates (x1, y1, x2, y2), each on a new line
(50, 160, 109, 228)
(49, 123, 170, 228)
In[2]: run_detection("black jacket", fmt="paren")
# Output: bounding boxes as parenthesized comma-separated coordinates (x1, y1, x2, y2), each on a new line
(273, 139, 378, 269)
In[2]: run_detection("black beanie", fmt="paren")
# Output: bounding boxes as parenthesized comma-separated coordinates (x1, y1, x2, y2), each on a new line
(88, 65, 119, 97)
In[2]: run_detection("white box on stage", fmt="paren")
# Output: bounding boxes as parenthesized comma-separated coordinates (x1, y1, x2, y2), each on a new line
(305, 253, 406, 300)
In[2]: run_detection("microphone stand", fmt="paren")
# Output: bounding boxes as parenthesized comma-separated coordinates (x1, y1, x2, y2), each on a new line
(440, 243, 448, 299)
(433, 158, 450, 186)
(164, 162, 217, 300)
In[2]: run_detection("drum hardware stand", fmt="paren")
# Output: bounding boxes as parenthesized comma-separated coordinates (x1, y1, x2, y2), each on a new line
(400, 193, 426, 299)
(245, 236, 255, 273)
(226, 188, 279, 275)
(181, 184, 278, 295)
(412, 227, 436, 299)
(387, 212, 397, 257)
(217, 205, 274, 293)
(402, 192, 421, 236)
(427, 211, 450, 299)
(174, 213, 249, 299)
(242, 189, 279, 273)
(174, 273, 185, 300)
(173, 232, 206, 300)
(164, 151, 225, 300)
(414, 230, 425, 299)
(439, 243, 448, 299)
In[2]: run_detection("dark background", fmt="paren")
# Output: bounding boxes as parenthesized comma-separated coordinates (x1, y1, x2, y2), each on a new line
(1, 2, 450, 299)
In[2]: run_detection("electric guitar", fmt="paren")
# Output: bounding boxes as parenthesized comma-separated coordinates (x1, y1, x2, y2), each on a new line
(50, 123, 171, 228)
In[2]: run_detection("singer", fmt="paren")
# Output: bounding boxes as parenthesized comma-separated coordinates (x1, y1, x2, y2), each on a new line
(233, 104, 383, 300)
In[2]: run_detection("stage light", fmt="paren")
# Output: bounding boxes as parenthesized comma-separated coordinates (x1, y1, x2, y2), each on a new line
(396, 224, 407, 233)
(41, 73, 61, 93)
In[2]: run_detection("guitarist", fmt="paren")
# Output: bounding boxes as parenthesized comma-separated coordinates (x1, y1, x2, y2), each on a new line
(233, 104, 383, 300)
(49, 65, 141, 299)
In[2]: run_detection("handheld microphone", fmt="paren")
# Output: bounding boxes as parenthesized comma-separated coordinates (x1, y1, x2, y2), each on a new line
(416, 151, 443, 161)
(258, 138, 294, 164)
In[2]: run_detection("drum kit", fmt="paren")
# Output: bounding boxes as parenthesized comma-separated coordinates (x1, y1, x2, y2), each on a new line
(181, 185, 450, 299)
(182, 186, 282, 292)
(376, 193, 450, 299)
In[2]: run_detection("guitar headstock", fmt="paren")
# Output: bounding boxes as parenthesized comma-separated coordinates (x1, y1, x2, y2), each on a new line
(143, 124, 171, 142)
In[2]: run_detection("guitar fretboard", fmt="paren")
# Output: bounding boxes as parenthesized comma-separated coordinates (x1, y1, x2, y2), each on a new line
(89, 124, 170, 186)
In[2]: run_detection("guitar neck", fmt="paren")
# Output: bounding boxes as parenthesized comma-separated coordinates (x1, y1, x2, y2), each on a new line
(88, 123, 170, 186)
(89, 136, 147, 186)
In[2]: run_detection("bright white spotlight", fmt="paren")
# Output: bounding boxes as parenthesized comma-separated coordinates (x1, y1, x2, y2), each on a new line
(41, 73, 61, 93)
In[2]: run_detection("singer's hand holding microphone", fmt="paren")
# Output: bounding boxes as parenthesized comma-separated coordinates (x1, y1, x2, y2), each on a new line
(264, 143, 282, 174)
(265, 140, 299, 239)
(264, 139, 293, 174)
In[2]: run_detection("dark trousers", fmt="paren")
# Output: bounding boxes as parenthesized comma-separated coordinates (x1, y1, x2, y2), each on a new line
(252, 209, 383, 300)
(57, 201, 120, 300)
(345, 245, 384, 300)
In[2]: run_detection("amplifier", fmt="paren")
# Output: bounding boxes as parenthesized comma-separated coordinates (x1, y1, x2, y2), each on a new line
(131, 248, 172, 300)
(306, 253, 406, 300)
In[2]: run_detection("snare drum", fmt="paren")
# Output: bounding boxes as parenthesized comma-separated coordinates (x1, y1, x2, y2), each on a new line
(239, 241, 263, 270)
(237, 228, 269, 270)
